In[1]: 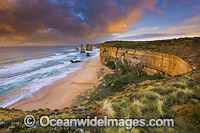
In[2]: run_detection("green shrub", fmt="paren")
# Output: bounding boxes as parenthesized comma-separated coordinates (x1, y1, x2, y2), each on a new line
(38, 108, 44, 111)
(143, 91, 160, 101)
(102, 127, 140, 133)
(112, 100, 143, 119)
(141, 99, 164, 119)
(190, 99, 199, 105)
(31, 110, 38, 113)
(190, 104, 200, 124)
(174, 117, 191, 132)
(151, 87, 177, 95)
(164, 89, 192, 106)
(106, 61, 115, 69)
(39, 113, 45, 118)
(173, 82, 186, 89)
(140, 127, 177, 133)
(9, 122, 26, 132)
(186, 80, 196, 88)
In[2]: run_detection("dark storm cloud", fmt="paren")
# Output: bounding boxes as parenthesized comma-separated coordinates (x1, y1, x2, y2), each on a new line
(0, 0, 159, 44)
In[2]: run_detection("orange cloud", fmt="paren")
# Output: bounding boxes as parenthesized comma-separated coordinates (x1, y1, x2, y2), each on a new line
(0, 35, 27, 42)
(0, 0, 159, 45)
(0, 24, 15, 33)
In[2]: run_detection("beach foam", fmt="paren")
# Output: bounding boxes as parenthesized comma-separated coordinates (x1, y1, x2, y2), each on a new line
(0, 46, 98, 108)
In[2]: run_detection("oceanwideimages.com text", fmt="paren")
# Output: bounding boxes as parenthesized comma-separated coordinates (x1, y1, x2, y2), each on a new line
(24, 115, 174, 130)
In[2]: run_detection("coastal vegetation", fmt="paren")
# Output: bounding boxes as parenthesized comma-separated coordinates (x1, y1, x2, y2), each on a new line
(0, 37, 200, 132)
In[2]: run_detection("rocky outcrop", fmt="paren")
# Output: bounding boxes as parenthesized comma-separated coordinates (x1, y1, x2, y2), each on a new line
(86, 53, 90, 56)
(70, 60, 82, 63)
(100, 46, 192, 76)
(80, 44, 85, 53)
(76, 46, 79, 51)
(86, 44, 93, 51)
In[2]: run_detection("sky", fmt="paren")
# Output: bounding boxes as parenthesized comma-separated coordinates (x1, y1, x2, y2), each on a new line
(0, 0, 200, 46)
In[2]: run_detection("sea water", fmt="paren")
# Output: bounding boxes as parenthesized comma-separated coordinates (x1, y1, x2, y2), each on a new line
(0, 46, 99, 108)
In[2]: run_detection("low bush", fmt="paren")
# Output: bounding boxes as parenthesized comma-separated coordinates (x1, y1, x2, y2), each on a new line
(173, 82, 186, 89)
(164, 89, 192, 106)
(190, 104, 200, 124)
(151, 87, 177, 95)
(106, 61, 115, 69)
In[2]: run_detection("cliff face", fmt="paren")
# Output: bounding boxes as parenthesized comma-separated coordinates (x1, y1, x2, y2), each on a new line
(100, 46, 192, 76)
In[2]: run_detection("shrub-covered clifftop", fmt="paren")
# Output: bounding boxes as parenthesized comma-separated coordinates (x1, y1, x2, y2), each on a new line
(101, 37, 200, 69)
(100, 37, 200, 77)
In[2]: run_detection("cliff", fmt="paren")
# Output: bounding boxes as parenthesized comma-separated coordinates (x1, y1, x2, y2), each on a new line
(99, 37, 200, 76)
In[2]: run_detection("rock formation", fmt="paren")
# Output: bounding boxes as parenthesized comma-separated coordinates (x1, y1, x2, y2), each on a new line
(80, 44, 85, 53)
(100, 46, 191, 76)
(86, 53, 90, 56)
(70, 60, 82, 63)
(86, 44, 93, 51)
(76, 46, 79, 51)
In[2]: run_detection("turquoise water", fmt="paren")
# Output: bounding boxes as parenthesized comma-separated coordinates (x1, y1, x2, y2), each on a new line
(0, 46, 98, 107)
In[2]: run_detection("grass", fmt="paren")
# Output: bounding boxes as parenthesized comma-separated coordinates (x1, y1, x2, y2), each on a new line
(101, 72, 200, 132)
(101, 37, 200, 51)
(151, 87, 177, 95)
(190, 104, 200, 124)
(101, 127, 140, 133)
(73, 62, 162, 106)
(173, 82, 186, 89)
(164, 89, 192, 106)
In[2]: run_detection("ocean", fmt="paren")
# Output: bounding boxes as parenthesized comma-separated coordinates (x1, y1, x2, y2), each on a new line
(0, 46, 99, 108)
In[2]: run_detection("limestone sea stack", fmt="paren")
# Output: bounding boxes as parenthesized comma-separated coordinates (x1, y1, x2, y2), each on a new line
(86, 53, 90, 56)
(86, 44, 93, 51)
(80, 44, 85, 53)
(76, 46, 79, 51)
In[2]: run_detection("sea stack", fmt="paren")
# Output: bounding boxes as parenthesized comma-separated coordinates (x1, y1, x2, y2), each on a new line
(86, 44, 93, 51)
(76, 46, 79, 51)
(80, 44, 85, 53)
(86, 53, 90, 56)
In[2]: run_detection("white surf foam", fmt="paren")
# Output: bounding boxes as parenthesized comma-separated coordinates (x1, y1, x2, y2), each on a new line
(0, 66, 79, 108)
(0, 53, 77, 77)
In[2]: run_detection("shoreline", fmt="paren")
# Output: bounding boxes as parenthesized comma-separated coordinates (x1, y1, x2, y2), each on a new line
(8, 55, 111, 111)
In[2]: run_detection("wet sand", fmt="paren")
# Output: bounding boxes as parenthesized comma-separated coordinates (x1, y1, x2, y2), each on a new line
(9, 55, 111, 111)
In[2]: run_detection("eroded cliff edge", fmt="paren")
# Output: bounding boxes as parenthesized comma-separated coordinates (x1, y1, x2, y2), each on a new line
(100, 46, 191, 76)
(100, 38, 200, 76)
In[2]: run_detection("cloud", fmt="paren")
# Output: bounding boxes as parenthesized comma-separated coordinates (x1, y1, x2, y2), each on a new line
(141, 27, 159, 31)
(179, 0, 194, 4)
(147, 0, 168, 14)
(176, 0, 197, 8)
(117, 33, 186, 40)
(116, 13, 200, 41)
(161, 0, 168, 8)
(192, 4, 200, 9)
(164, 13, 200, 36)
(0, 0, 159, 45)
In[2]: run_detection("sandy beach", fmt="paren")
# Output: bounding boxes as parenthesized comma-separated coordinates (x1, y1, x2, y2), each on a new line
(9, 55, 111, 111)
